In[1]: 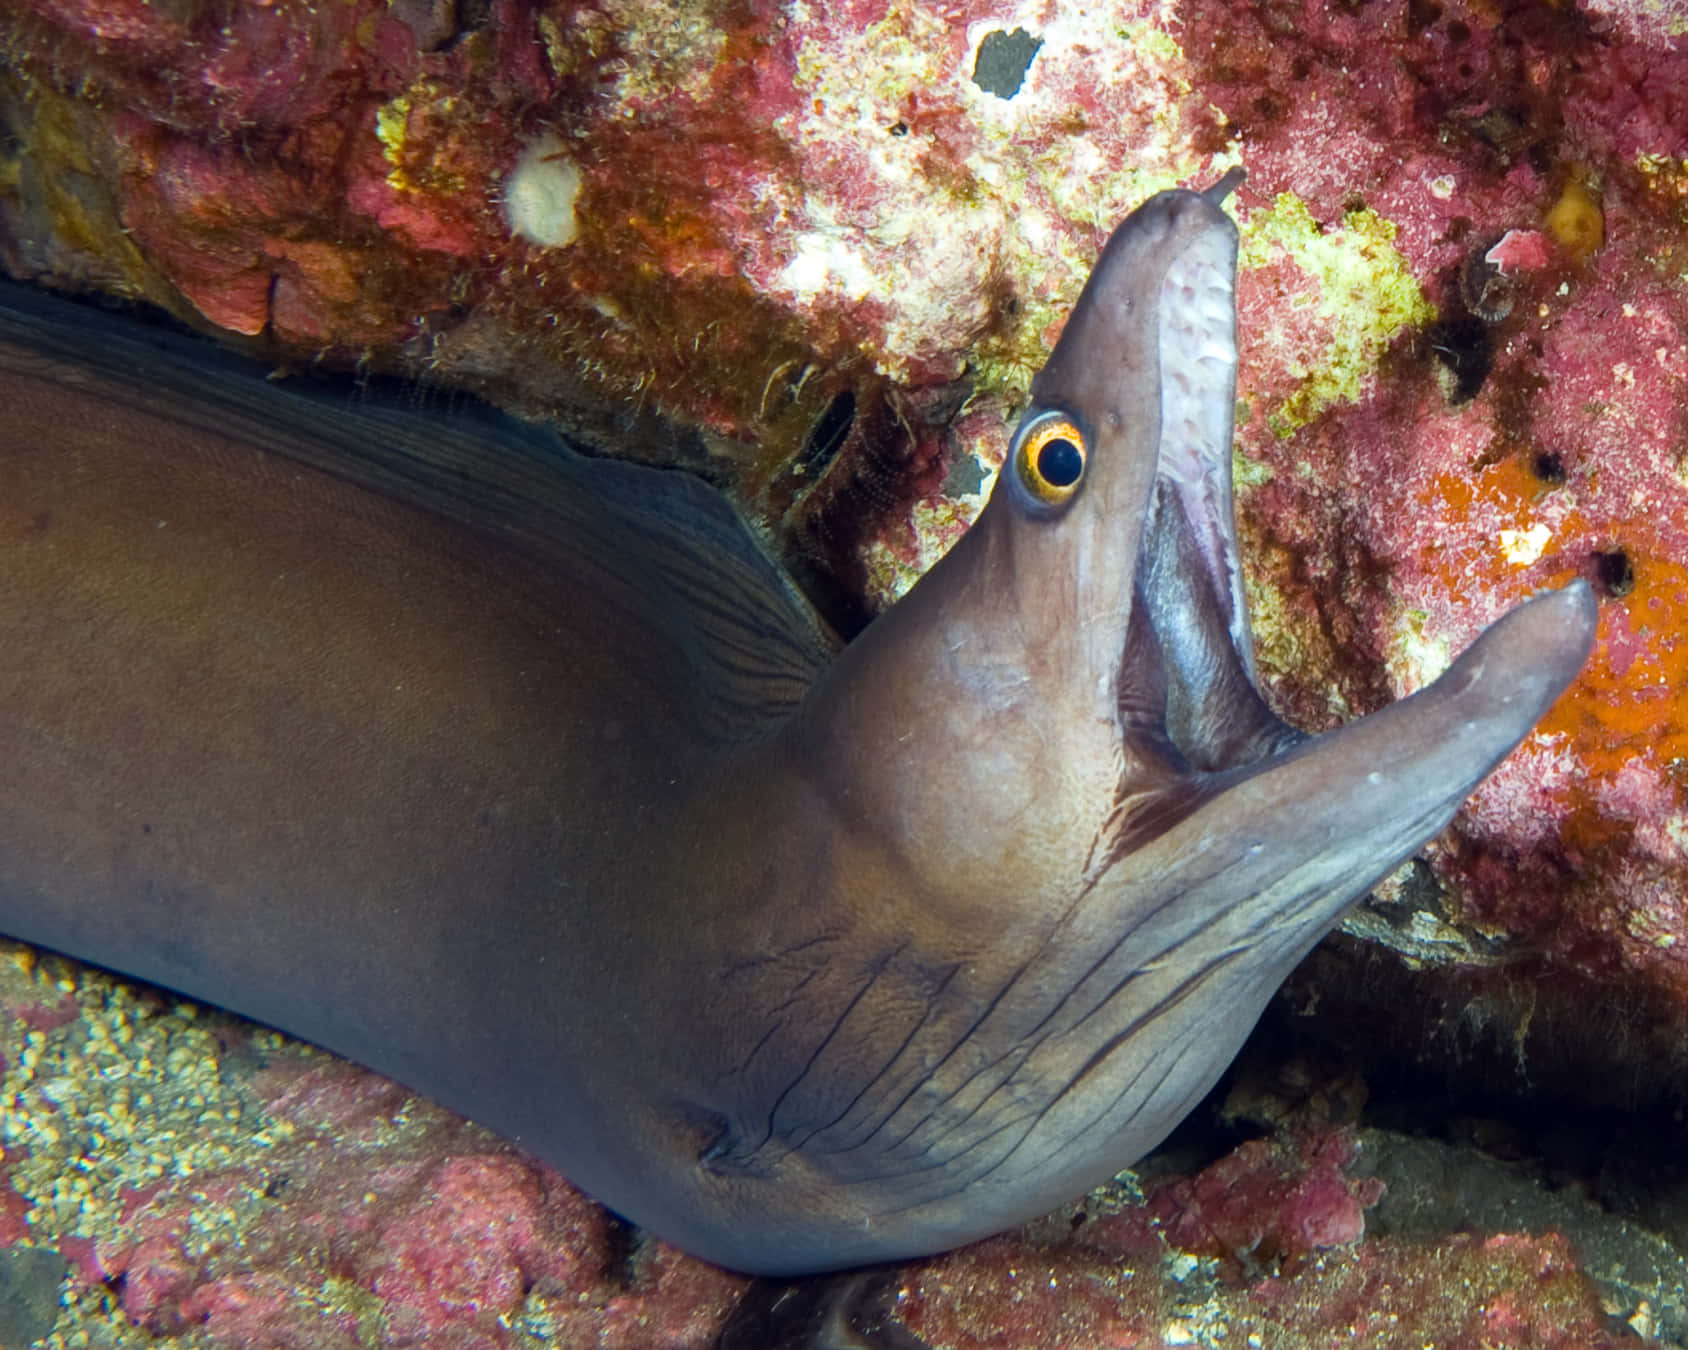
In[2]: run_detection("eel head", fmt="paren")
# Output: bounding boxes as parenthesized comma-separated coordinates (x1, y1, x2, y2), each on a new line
(685, 174, 1595, 1272)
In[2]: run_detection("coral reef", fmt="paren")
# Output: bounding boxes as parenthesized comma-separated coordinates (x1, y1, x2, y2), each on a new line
(1179, 1, 1688, 1022)
(0, 946, 743, 1348)
(4, 0, 1688, 1341)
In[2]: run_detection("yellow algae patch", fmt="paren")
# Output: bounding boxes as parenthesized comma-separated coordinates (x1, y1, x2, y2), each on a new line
(375, 82, 467, 196)
(1545, 176, 1604, 263)
(375, 94, 414, 191)
(1386, 607, 1455, 698)
(860, 495, 987, 609)
(1240, 194, 1436, 436)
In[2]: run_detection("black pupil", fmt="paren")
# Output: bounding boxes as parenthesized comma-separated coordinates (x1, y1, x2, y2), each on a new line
(1036, 437, 1083, 488)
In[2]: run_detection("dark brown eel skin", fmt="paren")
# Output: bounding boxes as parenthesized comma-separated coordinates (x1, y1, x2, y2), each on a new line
(0, 176, 1595, 1276)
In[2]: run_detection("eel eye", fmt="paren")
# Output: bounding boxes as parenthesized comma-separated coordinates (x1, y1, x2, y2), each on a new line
(1008, 409, 1088, 513)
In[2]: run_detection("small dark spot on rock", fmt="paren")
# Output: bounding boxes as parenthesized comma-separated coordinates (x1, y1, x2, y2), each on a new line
(1532, 451, 1565, 484)
(386, 0, 458, 50)
(1447, 18, 1471, 41)
(1471, 107, 1527, 161)
(888, 120, 908, 136)
(600, 1211, 640, 1292)
(942, 452, 986, 499)
(1427, 317, 1493, 404)
(1595, 548, 1635, 598)
(454, 0, 490, 34)
(1406, 0, 1441, 36)
(0, 1245, 68, 1348)
(972, 27, 1042, 99)
(1461, 241, 1517, 323)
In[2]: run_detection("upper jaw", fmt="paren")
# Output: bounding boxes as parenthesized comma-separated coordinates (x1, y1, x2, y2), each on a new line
(1150, 218, 1251, 685)
(1002, 187, 1251, 721)
(1122, 200, 1301, 777)
(1057, 187, 1289, 777)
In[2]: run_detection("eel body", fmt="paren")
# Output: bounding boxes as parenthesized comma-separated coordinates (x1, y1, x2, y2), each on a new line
(0, 179, 1595, 1274)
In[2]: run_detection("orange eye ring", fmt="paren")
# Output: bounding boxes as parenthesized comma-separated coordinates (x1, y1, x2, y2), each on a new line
(1009, 409, 1088, 512)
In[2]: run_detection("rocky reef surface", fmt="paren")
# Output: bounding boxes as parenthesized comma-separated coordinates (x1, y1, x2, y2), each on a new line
(3, 0, 1688, 1345)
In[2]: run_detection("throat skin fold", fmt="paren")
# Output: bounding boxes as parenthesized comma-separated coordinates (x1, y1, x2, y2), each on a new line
(0, 177, 1595, 1276)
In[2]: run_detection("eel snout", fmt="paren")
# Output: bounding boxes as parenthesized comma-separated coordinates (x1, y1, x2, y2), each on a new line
(1380, 579, 1597, 758)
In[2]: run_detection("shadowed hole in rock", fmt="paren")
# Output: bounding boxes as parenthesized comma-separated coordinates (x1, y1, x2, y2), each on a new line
(1532, 450, 1566, 485)
(972, 28, 1042, 99)
(1595, 547, 1634, 598)
(1427, 316, 1493, 404)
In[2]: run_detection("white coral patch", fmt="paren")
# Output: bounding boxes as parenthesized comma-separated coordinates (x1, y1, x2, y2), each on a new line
(504, 133, 582, 249)
(779, 229, 879, 303)
(1498, 522, 1551, 565)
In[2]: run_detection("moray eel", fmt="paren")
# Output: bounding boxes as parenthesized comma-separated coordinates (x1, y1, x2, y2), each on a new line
(0, 176, 1594, 1276)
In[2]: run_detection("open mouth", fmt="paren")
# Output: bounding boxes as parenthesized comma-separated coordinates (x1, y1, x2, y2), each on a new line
(1110, 212, 1307, 796)
(1153, 226, 1250, 683)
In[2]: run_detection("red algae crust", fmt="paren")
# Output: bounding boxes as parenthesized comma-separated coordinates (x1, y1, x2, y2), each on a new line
(0, 0, 1226, 490)
(0, 944, 745, 1349)
(1178, 1, 1688, 1012)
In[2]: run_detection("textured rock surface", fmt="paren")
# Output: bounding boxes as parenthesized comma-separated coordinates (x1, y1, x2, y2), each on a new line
(1185, 3, 1688, 1044)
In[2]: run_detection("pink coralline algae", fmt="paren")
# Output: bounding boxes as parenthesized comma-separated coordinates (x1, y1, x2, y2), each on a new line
(1170, 3, 1688, 1016)
(1140, 1129, 1385, 1261)
(4, 0, 546, 338)
(0, 0, 1242, 568)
